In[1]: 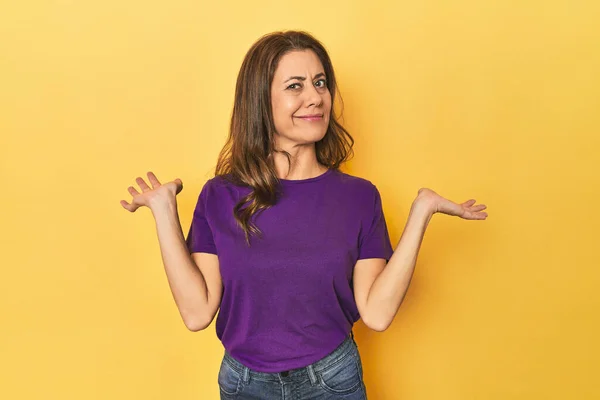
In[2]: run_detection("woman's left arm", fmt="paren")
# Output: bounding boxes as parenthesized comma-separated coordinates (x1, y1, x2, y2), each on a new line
(364, 188, 488, 332)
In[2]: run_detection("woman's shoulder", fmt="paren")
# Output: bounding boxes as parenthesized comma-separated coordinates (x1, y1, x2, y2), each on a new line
(199, 173, 252, 201)
(333, 169, 377, 192)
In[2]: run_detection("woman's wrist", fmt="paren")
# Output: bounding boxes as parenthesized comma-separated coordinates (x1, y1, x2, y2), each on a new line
(150, 193, 178, 216)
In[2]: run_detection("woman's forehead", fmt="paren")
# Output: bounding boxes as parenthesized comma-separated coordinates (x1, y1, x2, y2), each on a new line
(274, 50, 325, 80)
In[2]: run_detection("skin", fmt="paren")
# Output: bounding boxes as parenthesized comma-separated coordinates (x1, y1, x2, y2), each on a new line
(270, 49, 331, 180)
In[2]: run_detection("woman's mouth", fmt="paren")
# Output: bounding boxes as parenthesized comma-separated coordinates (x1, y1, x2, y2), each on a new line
(295, 114, 323, 122)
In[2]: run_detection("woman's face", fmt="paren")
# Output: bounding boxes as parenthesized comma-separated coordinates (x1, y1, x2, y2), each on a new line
(270, 50, 331, 148)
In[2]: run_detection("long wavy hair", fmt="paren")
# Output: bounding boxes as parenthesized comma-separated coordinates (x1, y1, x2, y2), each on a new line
(214, 30, 355, 246)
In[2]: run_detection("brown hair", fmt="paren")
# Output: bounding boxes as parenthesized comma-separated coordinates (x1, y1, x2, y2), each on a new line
(214, 30, 354, 246)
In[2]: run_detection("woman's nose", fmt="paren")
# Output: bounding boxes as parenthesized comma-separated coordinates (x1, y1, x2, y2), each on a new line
(305, 84, 323, 107)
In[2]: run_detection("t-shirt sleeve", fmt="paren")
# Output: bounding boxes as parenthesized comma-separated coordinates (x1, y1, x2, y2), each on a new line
(185, 180, 218, 255)
(358, 184, 394, 262)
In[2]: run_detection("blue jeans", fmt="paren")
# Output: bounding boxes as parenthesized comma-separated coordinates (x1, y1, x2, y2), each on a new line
(218, 332, 368, 399)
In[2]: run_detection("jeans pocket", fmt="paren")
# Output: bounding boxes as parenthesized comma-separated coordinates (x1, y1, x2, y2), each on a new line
(317, 353, 362, 395)
(217, 357, 242, 397)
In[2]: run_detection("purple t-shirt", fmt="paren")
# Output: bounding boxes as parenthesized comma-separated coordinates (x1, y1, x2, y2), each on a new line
(185, 168, 394, 373)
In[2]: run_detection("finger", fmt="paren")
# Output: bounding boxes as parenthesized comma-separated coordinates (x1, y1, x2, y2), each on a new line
(174, 178, 183, 194)
(136, 177, 151, 192)
(462, 199, 476, 206)
(470, 204, 487, 211)
(120, 199, 137, 212)
(128, 186, 140, 196)
(147, 171, 161, 189)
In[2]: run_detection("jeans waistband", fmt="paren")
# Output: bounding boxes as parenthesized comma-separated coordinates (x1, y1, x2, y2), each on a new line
(223, 331, 357, 383)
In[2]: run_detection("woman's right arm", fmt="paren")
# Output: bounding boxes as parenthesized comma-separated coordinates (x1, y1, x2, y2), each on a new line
(151, 197, 223, 332)
(121, 172, 223, 332)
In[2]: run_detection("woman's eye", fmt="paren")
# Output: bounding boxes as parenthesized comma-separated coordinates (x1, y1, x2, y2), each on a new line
(287, 79, 327, 90)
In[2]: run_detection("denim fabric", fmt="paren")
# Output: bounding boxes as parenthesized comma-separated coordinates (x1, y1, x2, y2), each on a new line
(217, 332, 368, 399)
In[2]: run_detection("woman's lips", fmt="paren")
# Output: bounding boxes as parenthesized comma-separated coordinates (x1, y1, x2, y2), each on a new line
(295, 115, 323, 121)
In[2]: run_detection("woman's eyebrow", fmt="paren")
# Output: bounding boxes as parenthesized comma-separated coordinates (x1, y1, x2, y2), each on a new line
(284, 72, 325, 83)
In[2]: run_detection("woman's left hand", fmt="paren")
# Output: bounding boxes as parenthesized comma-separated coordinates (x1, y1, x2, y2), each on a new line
(415, 188, 488, 220)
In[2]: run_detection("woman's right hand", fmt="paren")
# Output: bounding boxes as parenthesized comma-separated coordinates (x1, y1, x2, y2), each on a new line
(120, 171, 183, 213)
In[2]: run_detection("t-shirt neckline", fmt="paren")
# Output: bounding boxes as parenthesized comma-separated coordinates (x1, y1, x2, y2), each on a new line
(278, 168, 334, 185)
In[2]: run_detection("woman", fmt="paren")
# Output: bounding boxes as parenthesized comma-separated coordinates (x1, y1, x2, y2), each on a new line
(120, 30, 488, 399)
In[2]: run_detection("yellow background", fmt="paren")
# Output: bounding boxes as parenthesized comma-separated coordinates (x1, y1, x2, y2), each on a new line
(1, 0, 599, 399)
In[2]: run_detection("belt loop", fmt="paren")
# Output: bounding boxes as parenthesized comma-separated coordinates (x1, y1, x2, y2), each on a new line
(241, 365, 250, 383)
(306, 364, 318, 386)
